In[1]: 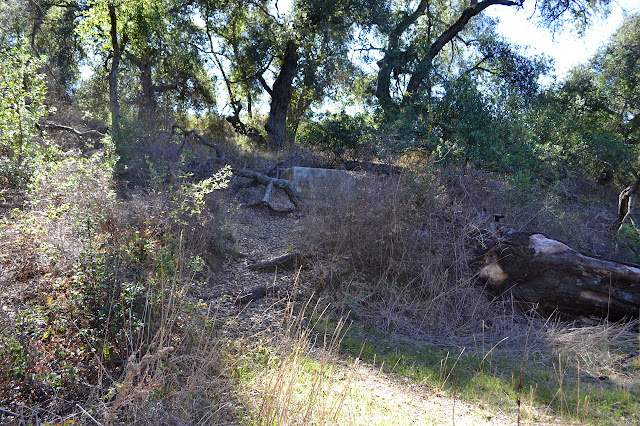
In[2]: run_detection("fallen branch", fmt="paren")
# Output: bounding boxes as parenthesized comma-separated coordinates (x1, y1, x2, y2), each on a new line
(42, 122, 105, 139)
(232, 168, 301, 208)
(171, 124, 301, 208)
(0, 407, 21, 418)
(171, 124, 225, 158)
(618, 174, 640, 229)
(235, 285, 279, 304)
(248, 252, 305, 271)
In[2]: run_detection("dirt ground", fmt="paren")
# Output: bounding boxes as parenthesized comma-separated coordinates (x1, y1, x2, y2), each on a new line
(197, 184, 566, 425)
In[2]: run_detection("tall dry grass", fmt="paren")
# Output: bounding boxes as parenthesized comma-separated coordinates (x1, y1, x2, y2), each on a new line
(302, 169, 509, 339)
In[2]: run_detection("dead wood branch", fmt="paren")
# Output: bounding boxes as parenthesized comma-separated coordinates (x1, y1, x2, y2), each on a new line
(475, 232, 640, 320)
(618, 174, 640, 229)
(248, 252, 305, 271)
(171, 124, 301, 208)
(42, 122, 105, 139)
(225, 111, 268, 147)
(171, 124, 225, 158)
(235, 285, 279, 304)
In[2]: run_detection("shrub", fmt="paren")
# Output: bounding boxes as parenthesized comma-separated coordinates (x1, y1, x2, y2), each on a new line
(0, 39, 50, 187)
(297, 112, 376, 161)
(302, 170, 496, 336)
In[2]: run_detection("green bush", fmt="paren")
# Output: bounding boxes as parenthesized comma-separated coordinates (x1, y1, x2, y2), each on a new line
(0, 39, 49, 186)
(297, 112, 376, 160)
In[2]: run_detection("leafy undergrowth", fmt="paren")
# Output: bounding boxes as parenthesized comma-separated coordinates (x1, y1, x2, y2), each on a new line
(0, 142, 236, 423)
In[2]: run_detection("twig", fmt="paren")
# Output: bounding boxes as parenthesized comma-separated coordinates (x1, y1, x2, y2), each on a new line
(0, 407, 22, 418)
(76, 404, 102, 426)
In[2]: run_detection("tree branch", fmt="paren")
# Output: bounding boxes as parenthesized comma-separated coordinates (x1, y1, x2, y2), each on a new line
(257, 74, 274, 96)
(618, 174, 640, 229)
(404, 0, 519, 99)
(151, 83, 178, 93)
(41, 123, 105, 138)
(170, 125, 301, 208)
(27, 0, 45, 55)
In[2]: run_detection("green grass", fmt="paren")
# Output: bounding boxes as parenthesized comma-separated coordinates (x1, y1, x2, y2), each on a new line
(319, 317, 640, 425)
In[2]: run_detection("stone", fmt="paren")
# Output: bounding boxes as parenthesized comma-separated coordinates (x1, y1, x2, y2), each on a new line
(279, 166, 367, 199)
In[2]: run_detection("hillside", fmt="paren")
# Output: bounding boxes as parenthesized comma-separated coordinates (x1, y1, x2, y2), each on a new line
(1, 128, 639, 424)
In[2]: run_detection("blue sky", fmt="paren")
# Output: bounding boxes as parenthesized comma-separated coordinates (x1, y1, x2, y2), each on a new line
(487, 0, 640, 78)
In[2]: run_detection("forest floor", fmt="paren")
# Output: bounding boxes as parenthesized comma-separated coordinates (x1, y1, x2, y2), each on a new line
(200, 199, 516, 425)
(190, 183, 582, 425)
(1, 143, 638, 425)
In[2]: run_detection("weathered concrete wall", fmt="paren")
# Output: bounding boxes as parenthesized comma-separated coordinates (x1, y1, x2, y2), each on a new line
(279, 166, 367, 199)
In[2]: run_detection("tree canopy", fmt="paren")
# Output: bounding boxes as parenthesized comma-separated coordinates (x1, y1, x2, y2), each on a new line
(3, 0, 637, 184)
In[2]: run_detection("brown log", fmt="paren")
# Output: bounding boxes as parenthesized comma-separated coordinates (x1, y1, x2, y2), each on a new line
(476, 233, 640, 320)
(235, 285, 279, 304)
(248, 252, 305, 271)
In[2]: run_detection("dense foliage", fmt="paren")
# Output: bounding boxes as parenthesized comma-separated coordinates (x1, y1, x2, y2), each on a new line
(0, 1, 636, 183)
(2, 0, 629, 181)
(0, 40, 51, 187)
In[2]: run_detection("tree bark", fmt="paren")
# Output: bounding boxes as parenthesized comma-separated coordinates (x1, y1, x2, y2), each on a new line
(108, 5, 126, 159)
(475, 233, 640, 320)
(403, 0, 517, 101)
(225, 107, 268, 147)
(138, 56, 158, 123)
(27, 0, 44, 55)
(265, 42, 298, 150)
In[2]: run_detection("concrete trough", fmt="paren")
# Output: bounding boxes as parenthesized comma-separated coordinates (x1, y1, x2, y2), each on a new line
(279, 166, 367, 199)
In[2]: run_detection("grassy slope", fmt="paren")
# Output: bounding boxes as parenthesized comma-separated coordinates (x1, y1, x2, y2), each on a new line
(0, 137, 639, 424)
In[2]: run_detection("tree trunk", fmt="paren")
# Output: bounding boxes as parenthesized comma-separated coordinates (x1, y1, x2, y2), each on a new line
(375, 0, 428, 113)
(265, 42, 298, 150)
(108, 5, 125, 164)
(138, 57, 158, 124)
(475, 233, 640, 320)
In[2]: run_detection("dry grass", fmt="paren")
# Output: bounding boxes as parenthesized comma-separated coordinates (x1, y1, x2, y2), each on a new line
(241, 298, 355, 425)
(0, 144, 237, 424)
(302, 168, 519, 341)
(545, 320, 640, 378)
(1, 133, 638, 425)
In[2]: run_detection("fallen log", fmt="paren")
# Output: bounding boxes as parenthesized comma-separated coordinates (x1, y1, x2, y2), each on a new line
(475, 232, 640, 320)
(248, 252, 305, 271)
(235, 285, 279, 304)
